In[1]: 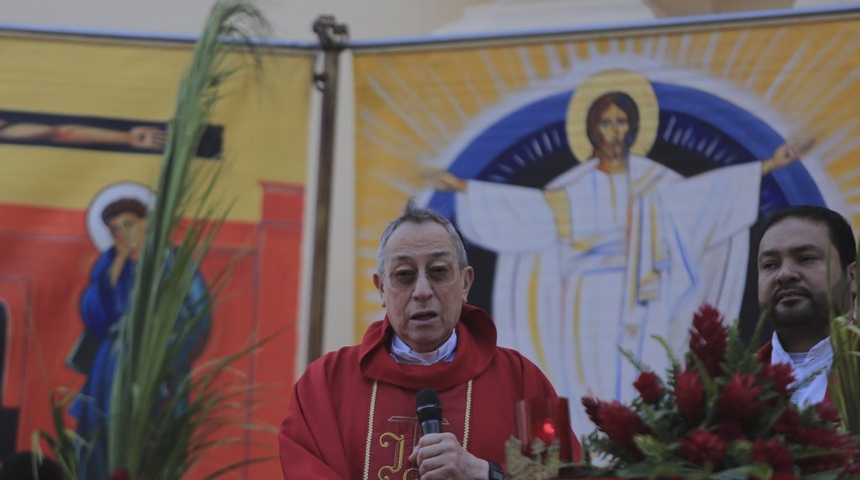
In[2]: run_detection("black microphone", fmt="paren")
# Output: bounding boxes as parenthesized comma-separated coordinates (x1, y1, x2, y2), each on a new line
(416, 388, 442, 435)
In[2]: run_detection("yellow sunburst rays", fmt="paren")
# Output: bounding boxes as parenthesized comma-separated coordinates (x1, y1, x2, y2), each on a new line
(761, 21, 860, 227)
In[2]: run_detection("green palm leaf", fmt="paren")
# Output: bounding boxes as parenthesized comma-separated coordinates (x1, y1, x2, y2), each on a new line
(828, 238, 860, 437)
(100, 1, 271, 478)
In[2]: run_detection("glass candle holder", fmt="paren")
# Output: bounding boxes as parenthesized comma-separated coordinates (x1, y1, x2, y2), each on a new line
(515, 396, 572, 462)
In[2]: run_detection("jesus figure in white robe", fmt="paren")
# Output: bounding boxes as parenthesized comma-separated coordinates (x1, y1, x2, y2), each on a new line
(435, 90, 807, 436)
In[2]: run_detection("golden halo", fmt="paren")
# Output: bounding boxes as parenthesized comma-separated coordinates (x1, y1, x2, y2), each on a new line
(566, 69, 659, 161)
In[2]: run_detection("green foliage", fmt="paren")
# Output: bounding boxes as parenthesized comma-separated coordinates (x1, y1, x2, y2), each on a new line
(830, 312, 860, 436)
(829, 317, 860, 436)
(108, 2, 271, 478)
(38, 1, 275, 479)
(33, 392, 80, 480)
(826, 238, 860, 438)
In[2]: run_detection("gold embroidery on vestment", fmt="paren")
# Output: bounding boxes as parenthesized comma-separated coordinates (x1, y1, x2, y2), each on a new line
(363, 380, 474, 479)
(378, 432, 418, 480)
(363, 380, 379, 480)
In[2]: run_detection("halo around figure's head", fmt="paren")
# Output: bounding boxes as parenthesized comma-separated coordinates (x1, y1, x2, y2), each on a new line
(566, 69, 659, 161)
(86, 181, 155, 252)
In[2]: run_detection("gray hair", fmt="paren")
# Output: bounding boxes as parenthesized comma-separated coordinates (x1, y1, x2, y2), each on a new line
(376, 198, 469, 274)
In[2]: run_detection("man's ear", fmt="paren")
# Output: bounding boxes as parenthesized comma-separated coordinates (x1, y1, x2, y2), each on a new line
(373, 272, 385, 307)
(461, 266, 475, 301)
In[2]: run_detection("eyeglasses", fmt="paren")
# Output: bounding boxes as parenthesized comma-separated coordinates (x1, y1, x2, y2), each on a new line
(387, 265, 461, 290)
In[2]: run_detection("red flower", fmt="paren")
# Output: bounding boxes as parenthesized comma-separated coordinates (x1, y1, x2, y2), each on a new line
(718, 373, 763, 423)
(633, 371, 663, 404)
(842, 459, 860, 478)
(597, 401, 651, 453)
(109, 469, 132, 480)
(771, 473, 800, 480)
(582, 395, 601, 425)
(680, 429, 725, 467)
(674, 369, 704, 425)
(814, 401, 841, 425)
(793, 427, 856, 474)
(757, 362, 795, 400)
(751, 438, 795, 477)
(688, 304, 727, 377)
(793, 426, 852, 449)
(716, 419, 746, 442)
(773, 407, 800, 434)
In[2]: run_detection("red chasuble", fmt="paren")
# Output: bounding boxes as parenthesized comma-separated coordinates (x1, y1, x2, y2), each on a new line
(278, 304, 580, 479)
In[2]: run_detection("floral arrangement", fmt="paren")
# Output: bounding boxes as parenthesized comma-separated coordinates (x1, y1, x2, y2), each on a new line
(579, 304, 860, 480)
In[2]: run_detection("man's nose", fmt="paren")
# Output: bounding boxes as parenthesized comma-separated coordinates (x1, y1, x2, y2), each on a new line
(411, 273, 434, 299)
(775, 262, 800, 283)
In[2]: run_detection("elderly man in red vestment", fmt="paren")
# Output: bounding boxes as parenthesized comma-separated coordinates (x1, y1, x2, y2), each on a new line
(755, 205, 857, 406)
(279, 199, 579, 479)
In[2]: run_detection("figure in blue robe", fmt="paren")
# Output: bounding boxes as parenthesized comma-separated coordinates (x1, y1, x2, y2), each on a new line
(69, 198, 210, 480)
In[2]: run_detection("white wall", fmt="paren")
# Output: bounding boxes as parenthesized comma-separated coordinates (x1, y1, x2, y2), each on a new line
(5, 0, 849, 39)
(1, 0, 488, 41)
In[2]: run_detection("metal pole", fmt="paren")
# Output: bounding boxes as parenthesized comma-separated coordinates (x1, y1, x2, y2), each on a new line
(307, 16, 348, 364)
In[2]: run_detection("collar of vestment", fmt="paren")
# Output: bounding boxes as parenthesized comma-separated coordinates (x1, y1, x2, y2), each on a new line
(771, 332, 833, 364)
(359, 303, 498, 390)
(390, 331, 457, 365)
(771, 332, 833, 406)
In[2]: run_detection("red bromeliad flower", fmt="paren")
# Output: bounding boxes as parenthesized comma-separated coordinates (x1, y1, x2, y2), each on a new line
(582, 395, 601, 425)
(814, 401, 841, 425)
(680, 429, 725, 467)
(718, 373, 763, 424)
(799, 453, 853, 475)
(596, 401, 651, 453)
(674, 369, 704, 425)
(793, 427, 857, 474)
(757, 362, 795, 400)
(843, 459, 860, 478)
(798, 426, 856, 451)
(751, 439, 795, 479)
(716, 419, 746, 442)
(792, 426, 851, 449)
(771, 472, 801, 480)
(633, 371, 662, 404)
(109, 468, 132, 480)
(773, 407, 800, 434)
(688, 304, 727, 377)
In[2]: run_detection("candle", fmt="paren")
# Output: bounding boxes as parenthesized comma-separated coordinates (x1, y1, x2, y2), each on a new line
(515, 397, 572, 461)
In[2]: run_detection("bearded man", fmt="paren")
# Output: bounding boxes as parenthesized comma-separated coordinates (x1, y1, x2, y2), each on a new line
(755, 205, 857, 406)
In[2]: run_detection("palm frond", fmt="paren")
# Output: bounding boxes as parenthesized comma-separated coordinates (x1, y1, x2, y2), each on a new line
(828, 237, 860, 437)
(34, 391, 80, 480)
(95, 1, 270, 478)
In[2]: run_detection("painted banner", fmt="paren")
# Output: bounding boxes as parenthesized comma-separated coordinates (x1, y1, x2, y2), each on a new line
(353, 10, 860, 438)
(0, 30, 311, 479)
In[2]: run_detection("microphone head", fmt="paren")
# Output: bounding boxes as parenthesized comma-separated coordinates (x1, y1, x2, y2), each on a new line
(416, 388, 442, 423)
